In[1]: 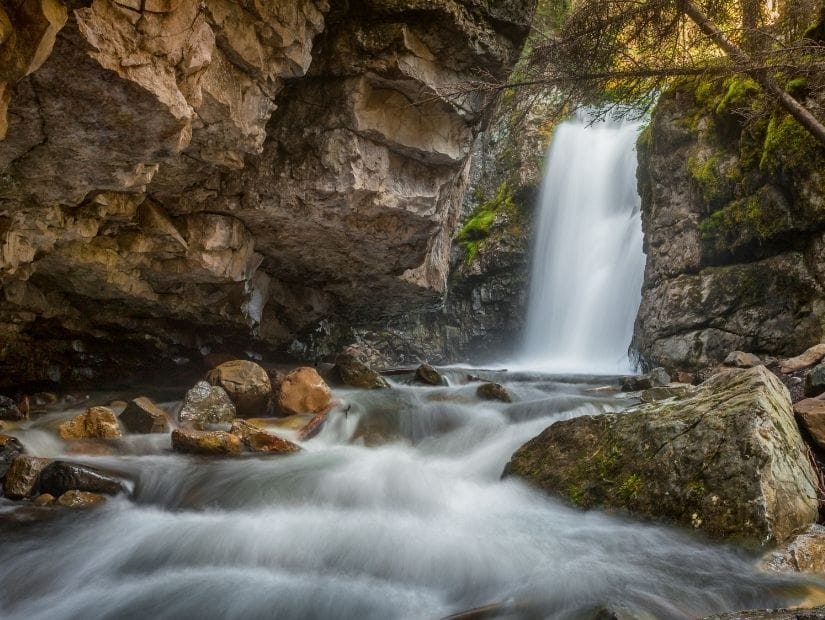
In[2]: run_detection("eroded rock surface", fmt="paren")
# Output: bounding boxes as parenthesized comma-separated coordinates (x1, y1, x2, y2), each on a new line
(0, 0, 536, 388)
(503, 366, 819, 546)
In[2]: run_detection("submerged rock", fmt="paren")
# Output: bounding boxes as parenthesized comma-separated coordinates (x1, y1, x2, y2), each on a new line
(334, 353, 389, 389)
(276, 368, 332, 416)
(59, 406, 122, 440)
(781, 344, 825, 374)
(39, 461, 124, 497)
(119, 397, 169, 434)
(619, 367, 670, 391)
(178, 381, 236, 429)
(0, 395, 24, 421)
(56, 491, 106, 508)
(206, 360, 272, 418)
(504, 366, 818, 546)
(171, 428, 243, 456)
(3, 456, 49, 499)
(415, 363, 445, 386)
(476, 382, 512, 403)
(230, 419, 301, 454)
(33, 493, 55, 506)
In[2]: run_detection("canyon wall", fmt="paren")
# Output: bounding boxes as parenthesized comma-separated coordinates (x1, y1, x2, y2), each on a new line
(634, 78, 825, 371)
(0, 0, 536, 387)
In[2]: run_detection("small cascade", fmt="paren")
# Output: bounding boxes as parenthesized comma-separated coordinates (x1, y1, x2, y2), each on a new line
(521, 119, 646, 373)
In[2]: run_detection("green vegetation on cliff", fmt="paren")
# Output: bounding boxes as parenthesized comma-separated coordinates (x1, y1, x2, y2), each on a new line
(458, 183, 524, 264)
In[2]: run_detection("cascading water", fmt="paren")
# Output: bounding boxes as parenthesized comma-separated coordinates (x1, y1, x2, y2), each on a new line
(521, 119, 646, 373)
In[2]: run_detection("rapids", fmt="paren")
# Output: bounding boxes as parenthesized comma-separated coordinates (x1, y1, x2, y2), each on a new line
(0, 370, 818, 619)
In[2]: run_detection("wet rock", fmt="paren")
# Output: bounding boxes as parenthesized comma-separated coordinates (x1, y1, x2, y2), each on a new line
(171, 428, 243, 456)
(794, 399, 825, 450)
(119, 397, 169, 434)
(206, 360, 272, 418)
(56, 491, 106, 508)
(178, 381, 236, 429)
(782, 344, 825, 374)
(39, 461, 124, 497)
(230, 420, 301, 454)
(766, 524, 825, 574)
(276, 368, 332, 416)
(807, 363, 825, 397)
(333, 353, 389, 389)
(3, 456, 49, 499)
(0, 395, 24, 421)
(504, 366, 819, 546)
(64, 440, 116, 456)
(0, 434, 24, 479)
(702, 606, 825, 619)
(33, 493, 55, 506)
(415, 363, 445, 386)
(58, 406, 122, 440)
(476, 382, 512, 403)
(723, 351, 762, 368)
(299, 409, 329, 441)
(640, 385, 692, 403)
(620, 367, 670, 391)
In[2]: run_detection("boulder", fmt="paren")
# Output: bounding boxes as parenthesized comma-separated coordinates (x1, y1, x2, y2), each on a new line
(206, 360, 272, 417)
(230, 420, 301, 454)
(620, 367, 670, 391)
(476, 382, 512, 403)
(504, 366, 818, 546)
(766, 524, 825, 574)
(171, 428, 243, 456)
(119, 397, 169, 434)
(806, 362, 825, 397)
(39, 461, 124, 496)
(794, 398, 825, 450)
(0, 434, 24, 479)
(3, 456, 49, 499)
(723, 351, 762, 368)
(334, 353, 389, 389)
(0, 395, 24, 421)
(781, 343, 825, 374)
(178, 381, 236, 429)
(276, 368, 332, 416)
(56, 491, 106, 508)
(415, 363, 445, 386)
(58, 406, 122, 440)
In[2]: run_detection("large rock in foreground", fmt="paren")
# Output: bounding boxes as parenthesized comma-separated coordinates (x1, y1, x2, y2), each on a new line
(503, 366, 819, 546)
(206, 360, 272, 417)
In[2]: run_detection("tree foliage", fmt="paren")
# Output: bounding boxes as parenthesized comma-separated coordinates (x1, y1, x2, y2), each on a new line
(449, 0, 825, 144)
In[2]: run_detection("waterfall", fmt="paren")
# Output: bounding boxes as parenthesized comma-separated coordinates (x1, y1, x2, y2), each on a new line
(521, 119, 646, 373)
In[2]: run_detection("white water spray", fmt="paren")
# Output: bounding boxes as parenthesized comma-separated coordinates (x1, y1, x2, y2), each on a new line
(521, 119, 646, 373)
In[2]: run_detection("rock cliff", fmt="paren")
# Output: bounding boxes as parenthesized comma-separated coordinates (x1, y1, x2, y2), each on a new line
(634, 77, 825, 371)
(0, 0, 536, 387)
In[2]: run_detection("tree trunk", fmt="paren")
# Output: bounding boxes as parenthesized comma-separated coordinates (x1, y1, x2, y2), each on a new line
(681, 0, 825, 148)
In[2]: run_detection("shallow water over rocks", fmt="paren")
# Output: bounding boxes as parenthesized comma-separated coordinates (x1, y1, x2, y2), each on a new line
(0, 369, 821, 619)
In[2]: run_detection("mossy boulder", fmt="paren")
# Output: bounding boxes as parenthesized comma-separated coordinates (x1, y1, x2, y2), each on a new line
(503, 366, 818, 546)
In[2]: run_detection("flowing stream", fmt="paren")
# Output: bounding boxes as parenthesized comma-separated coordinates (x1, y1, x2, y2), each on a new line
(0, 122, 821, 619)
(521, 119, 646, 373)
(0, 372, 819, 619)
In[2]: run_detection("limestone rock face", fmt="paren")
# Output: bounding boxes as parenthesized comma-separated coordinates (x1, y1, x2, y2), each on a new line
(503, 366, 819, 546)
(0, 0, 536, 388)
(634, 83, 825, 371)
